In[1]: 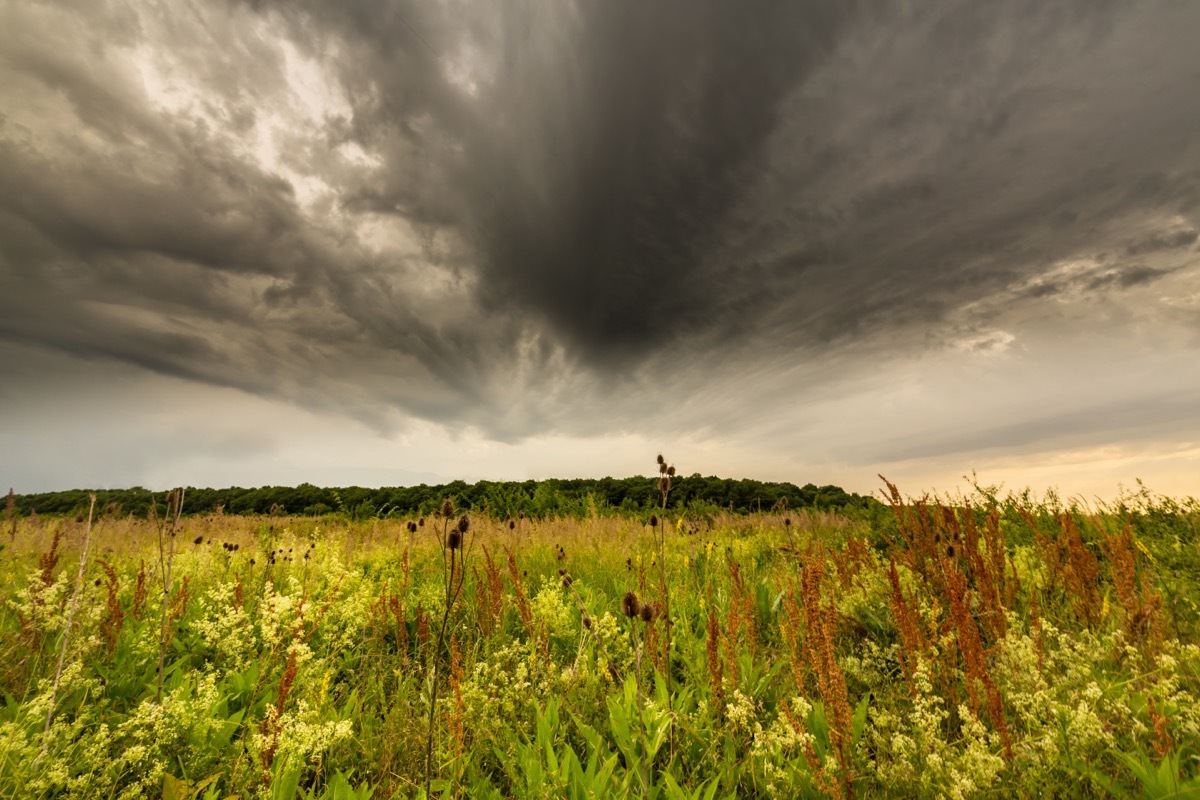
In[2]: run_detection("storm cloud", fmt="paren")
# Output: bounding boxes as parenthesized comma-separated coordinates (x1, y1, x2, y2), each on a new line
(1, 0, 1198, 493)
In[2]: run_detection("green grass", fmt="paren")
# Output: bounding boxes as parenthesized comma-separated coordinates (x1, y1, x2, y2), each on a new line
(0, 487, 1198, 798)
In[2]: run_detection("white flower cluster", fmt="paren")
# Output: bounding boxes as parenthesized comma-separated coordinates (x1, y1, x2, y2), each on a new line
(869, 660, 1005, 798)
(192, 580, 257, 669)
(531, 576, 576, 638)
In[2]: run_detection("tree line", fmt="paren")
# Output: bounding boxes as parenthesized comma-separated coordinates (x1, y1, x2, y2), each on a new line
(7, 474, 881, 520)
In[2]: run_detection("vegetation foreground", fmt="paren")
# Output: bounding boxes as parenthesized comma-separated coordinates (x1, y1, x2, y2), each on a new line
(1, 476, 1198, 799)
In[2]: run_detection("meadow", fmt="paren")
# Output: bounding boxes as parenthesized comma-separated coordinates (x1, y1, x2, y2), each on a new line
(1, 475, 1198, 799)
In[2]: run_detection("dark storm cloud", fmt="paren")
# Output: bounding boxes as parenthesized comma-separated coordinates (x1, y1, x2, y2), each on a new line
(1125, 228, 1199, 256)
(2, 0, 1200, 441)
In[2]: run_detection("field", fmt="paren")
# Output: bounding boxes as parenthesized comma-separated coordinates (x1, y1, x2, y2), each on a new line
(1, 480, 1198, 799)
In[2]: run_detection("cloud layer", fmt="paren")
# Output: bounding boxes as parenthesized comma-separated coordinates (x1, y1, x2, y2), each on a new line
(1, 0, 1198, 491)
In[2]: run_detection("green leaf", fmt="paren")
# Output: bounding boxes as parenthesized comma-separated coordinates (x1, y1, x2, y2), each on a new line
(162, 773, 190, 800)
(852, 693, 870, 745)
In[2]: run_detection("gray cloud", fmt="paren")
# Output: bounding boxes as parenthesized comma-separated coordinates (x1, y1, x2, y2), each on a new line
(1, 0, 1199, 457)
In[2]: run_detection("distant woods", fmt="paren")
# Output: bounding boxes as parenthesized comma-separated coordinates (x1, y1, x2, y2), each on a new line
(8, 476, 878, 520)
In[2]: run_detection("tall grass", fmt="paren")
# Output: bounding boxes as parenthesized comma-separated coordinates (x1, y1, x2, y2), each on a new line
(0, 480, 1197, 798)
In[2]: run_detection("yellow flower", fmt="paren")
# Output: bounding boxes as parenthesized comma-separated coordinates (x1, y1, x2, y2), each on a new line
(1134, 538, 1157, 564)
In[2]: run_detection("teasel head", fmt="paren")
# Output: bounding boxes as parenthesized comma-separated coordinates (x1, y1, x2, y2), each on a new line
(193, 535, 203, 545)
(562, 573, 573, 589)
(447, 530, 462, 551)
(440, 499, 454, 518)
(666, 465, 675, 477)
(657, 454, 665, 466)
(509, 520, 516, 530)
(660, 462, 668, 475)
(649, 514, 658, 528)
(457, 515, 470, 535)
(582, 614, 593, 630)
(946, 544, 956, 559)
(784, 518, 792, 528)
(419, 517, 425, 527)
(639, 603, 654, 623)
(621, 590, 640, 618)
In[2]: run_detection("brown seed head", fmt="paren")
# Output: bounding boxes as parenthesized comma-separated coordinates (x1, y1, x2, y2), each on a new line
(440, 499, 454, 518)
(621, 590, 640, 618)
(582, 614, 593, 630)
(447, 530, 462, 550)
(657, 454, 665, 466)
(649, 514, 658, 528)
(509, 520, 516, 530)
(640, 604, 653, 623)
(457, 515, 470, 534)
(667, 465, 675, 477)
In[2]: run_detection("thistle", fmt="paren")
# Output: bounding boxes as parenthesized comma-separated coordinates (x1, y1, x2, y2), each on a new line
(622, 590, 641, 618)
(425, 501, 472, 797)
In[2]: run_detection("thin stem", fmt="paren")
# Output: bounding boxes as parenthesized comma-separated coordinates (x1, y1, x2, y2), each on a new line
(631, 620, 650, 794)
(659, 478, 675, 759)
(156, 488, 184, 702)
(42, 494, 96, 741)
(425, 513, 469, 798)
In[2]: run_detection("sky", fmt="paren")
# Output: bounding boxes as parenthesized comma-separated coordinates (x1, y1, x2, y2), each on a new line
(1, 0, 1198, 501)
